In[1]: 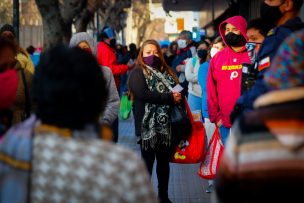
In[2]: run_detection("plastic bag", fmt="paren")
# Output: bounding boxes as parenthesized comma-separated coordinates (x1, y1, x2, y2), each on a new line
(198, 127, 224, 179)
(119, 95, 132, 120)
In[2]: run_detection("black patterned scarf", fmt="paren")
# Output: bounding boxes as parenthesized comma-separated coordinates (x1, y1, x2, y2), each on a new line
(142, 67, 176, 149)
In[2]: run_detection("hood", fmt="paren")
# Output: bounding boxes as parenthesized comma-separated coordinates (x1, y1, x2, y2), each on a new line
(219, 16, 248, 48)
(69, 32, 97, 55)
(0, 69, 18, 110)
(254, 87, 304, 150)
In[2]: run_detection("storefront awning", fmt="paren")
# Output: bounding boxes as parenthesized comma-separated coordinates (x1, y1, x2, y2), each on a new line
(162, 0, 206, 11)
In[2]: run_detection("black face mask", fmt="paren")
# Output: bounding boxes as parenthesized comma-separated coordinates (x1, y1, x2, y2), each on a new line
(197, 49, 208, 62)
(109, 38, 116, 48)
(260, 1, 284, 24)
(225, 32, 247, 47)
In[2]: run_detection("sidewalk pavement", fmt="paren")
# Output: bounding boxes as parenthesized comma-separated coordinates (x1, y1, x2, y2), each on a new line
(118, 115, 212, 203)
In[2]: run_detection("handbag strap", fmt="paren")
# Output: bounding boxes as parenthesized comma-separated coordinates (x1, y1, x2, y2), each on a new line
(145, 65, 195, 123)
(20, 68, 31, 119)
(183, 97, 194, 124)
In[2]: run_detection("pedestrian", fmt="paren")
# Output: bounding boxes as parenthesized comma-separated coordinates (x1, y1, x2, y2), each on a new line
(232, 0, 304, 120)
(0, 46, 158, 203)
(185, 41, 209, 121)
(0, 35, 32, 125)
(97, 26, 133, 90)
(207, 16, 251, 145)
(97, 26, 134, 143)
(0, 36, 19, 138)
(214, 29, 304, 203)
(246, 18, 272, 54)
(69, 32, 120, 126)
(26, 45, 41, 68)
(198, 36, 225, 193)
(166, 41, 178, 67)
(120, 43, 138, 95)
(0, 24, 35, 74)
(237, 18, 271, 96)
(128, 39, 182, 203)
(161, 44, 169, 65)
(172, 30, 196, 96)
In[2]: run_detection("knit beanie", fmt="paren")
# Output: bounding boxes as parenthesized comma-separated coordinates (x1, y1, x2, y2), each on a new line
(0, 24, 15, 37)
(264, 29, 304, 90)
(69, 32, 97, 55)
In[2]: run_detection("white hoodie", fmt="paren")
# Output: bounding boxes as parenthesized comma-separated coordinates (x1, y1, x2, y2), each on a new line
(185, 56, 202, 97)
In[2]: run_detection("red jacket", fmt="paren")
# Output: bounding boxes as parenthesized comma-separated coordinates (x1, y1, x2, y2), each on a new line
(0, 69, 18, 110)
(97, 41, 128, 88)
(207, 16, 251, 128)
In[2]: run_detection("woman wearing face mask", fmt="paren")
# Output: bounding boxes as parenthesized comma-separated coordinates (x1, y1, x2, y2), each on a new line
(185, 41, 209, 121)
(128, 39, 181, 203)
(197, 36, 225, 193)
(0, 37, 18, 138)
(69, 32, 120, 130)
(0, 35, 33, 126)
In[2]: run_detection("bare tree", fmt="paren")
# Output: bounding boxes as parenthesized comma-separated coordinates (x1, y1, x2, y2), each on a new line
(35, 0, 65, 49)
(99, 0, 131, 32)
(60, 0, 85, 43)
(132, 0, 151, 47)
(35, 0, 131, 49)
(143, 19, 166, 42)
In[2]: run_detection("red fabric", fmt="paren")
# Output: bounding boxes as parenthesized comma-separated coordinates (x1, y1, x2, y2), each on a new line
(198, 127, 224, 180)
(0, 69, 18, 110)
(96, 42, 128, 88)
(176, 46, 191, 56)
(171, 99, 206, 164)
(219, 16, 249, 45)
(207, 16, 251, 127)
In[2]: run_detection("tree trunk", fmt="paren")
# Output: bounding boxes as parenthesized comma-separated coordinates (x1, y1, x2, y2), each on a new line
(35, 0, 65, 49)
(61, 0, 84, 41)
(75, 9, 94, 32)
(62, 21, 73, 45)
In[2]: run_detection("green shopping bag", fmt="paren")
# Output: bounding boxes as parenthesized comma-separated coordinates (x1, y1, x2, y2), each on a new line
(119, 94, 132, 120)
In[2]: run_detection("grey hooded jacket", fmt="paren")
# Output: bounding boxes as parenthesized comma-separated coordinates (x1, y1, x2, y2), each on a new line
(69, 32, 119, 124)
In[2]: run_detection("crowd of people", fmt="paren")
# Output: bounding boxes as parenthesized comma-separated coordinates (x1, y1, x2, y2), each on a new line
(0, 0, 303, 202)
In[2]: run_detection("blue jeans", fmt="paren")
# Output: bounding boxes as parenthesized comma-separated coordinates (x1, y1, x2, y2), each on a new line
(219, 125, 230, 146)
(187, 93, 202, 121)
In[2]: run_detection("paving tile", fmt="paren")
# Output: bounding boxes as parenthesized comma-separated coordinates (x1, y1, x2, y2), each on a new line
(118, 117, 211, 203)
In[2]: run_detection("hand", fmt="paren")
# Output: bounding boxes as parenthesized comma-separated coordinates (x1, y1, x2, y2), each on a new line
(176, 64, 183, 72)
(216, 119, 223, 128)
(172, 92, 182, 103)
(127, 60, 135, 69)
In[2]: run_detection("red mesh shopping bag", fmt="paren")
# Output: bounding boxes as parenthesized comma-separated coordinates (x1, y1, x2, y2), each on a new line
(170, 99, 206, 164)
(198, 127, 224, 179)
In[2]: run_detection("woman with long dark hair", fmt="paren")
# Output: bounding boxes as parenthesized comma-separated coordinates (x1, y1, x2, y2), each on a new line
(129, 39, 182, 203)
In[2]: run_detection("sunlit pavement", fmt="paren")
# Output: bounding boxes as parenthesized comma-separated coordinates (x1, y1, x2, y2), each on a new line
(118, 114, 211, 203)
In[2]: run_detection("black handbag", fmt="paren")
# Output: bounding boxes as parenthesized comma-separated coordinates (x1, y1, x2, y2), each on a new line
(170, 98, 192, 140)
